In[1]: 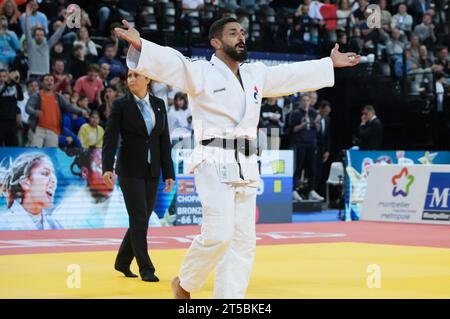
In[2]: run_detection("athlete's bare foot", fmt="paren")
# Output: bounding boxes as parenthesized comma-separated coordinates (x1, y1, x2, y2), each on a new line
(171, 276, 190, 299)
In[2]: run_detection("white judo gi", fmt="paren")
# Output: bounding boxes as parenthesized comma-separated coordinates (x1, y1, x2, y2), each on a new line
(126, 39, 335, 298)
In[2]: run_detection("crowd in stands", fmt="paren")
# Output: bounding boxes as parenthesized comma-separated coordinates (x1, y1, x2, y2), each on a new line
(0, 0, 449, 203)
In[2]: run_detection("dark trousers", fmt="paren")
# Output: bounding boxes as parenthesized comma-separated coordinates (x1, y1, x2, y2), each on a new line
(117, 175, 159, 276)
(315, 147, 330, 197)
(0, 120, 18, 146)
(294, 145, 317, 194)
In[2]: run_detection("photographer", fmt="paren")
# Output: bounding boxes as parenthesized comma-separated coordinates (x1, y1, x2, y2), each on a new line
(0, 69, 23, 146)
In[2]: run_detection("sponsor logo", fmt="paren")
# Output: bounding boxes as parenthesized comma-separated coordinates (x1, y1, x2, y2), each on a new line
(423, 172, 450, 221)
(391, 167, 414, 197)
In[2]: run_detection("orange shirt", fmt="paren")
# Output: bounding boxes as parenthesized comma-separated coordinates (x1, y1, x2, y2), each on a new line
(38, 90, 61, 135)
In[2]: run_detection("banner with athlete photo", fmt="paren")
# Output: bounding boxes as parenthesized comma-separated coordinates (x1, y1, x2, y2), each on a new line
(0, 147, 175, 231)
(0, 147, 293, 230)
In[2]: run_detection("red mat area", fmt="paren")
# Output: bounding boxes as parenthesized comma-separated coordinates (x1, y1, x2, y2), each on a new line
(0, 221, 449, 255)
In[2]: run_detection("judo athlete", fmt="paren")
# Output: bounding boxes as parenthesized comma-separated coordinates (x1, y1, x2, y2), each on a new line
(114, 17, 360, 299)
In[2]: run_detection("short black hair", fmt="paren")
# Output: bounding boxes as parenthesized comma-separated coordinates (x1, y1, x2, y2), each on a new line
(42, 73, 54, 81)
(87, 64, 100, 73)
(104, 43, 116, 50)
(319, 100, 331, 108)
(32, 25, 45, 37)
(53, 58, 65, 65)
(27, 79, 39, 86)
(208, 17, 239, 40)
(363, 105, 376, 113)
(435, 72, 446, 80)
(0, 69, 7, 73)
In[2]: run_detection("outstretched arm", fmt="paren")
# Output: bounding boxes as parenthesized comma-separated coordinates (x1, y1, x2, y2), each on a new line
(115, 20, 203, 95)
(263, 44, 360, 97)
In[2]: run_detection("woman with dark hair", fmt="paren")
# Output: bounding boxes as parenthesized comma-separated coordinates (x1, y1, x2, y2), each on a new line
(0, 152, 61, 230)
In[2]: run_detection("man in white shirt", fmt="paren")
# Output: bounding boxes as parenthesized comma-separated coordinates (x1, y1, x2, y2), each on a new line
(114, 16, 360, 299)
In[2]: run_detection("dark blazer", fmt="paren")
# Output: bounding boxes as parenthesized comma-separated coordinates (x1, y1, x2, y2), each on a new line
(102, 92, 174, 180)
(357, 117, 383, 150)
(317, 116, 331, 152)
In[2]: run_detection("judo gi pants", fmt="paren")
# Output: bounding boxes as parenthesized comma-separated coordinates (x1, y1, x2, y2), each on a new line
(179, 162, 257, 299)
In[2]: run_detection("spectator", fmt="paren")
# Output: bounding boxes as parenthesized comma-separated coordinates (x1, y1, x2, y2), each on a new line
(69, 94, 90, 134)
(59, 115, 82, 148)
(315, 100, 332, 197)
(413, 13, 436, 47)
(20, 0, 49, 35)
(24, 1, 65, 81)
(0, 15, 19, 68)
(73, 26, 98, 62)
(25, 74, 88, 147)
(99, 62, 110, 88)
(68, 44, 88, 80)
(417, 45, 437, 69)
(105, 22, 126, 56)
(292, 4, 317, 52)
(392, 4, 413, 33)
(337, 31, 350, 52)
(386, 28, 406, 61)
(0, 0, 21, 37)
(394, 48, 417, 79)
(349, 27, 364, 54)
(96, 0, 122, 36)
(78, 110, 104, 148)
(73, 64, 104, 108)
(12, 37, 27, 79)
(431, 72, 446, 148)
(379, 0, 392, 32)
(413, 0, 430, 22)
(307, 91, 318, 109)
(290, 94, 324, 201)
(434, 46, 450, 75)
(52, 58, 72, 94)
(408, 34, 421, 62)
(167, 92, 192, 139)
(352, 0, 368, 26)
(353, 105, 383, 150)
(260, 97, 284, 150)
(336, 0, 354, 31)
(17, 78, 39, 146)
(99, 85, 117, 127)
(0, 69, 23, 146)
(97, 43, 126, 81)
(51, 5, 76, 45)
(50, 40, 69, 64)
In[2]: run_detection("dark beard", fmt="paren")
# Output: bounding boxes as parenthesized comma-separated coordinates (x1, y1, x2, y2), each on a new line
(223, 44, 248, 62)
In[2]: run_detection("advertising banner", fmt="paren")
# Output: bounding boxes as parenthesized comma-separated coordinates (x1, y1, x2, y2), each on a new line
(173, 149, 293, 225)
(345, 150, 450, 221)
(362, 164, 450, 225)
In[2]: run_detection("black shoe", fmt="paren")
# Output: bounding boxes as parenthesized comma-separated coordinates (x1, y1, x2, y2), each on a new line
(114, 265, 138, 278)
(141, 273, 159, 282)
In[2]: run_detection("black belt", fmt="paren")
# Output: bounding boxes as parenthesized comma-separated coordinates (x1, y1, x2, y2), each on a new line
(200, 138, 258, 156)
